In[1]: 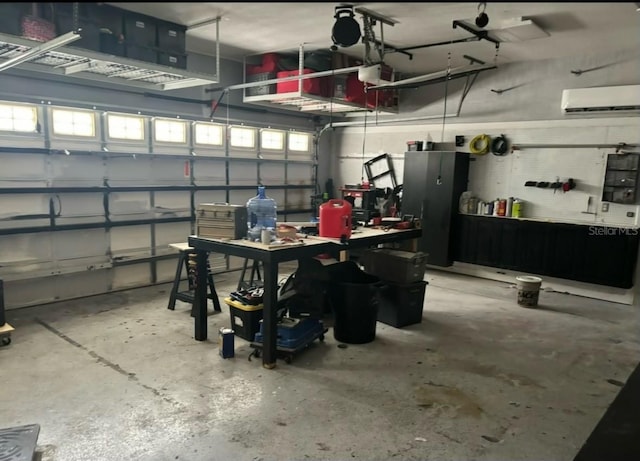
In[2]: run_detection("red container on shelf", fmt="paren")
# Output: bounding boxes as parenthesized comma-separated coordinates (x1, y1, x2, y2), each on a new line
(344, 73, 394, 108)
(319, 199, 353, 239)
(277, 69, 325, 95)
(497, 199, 507, 216)
(261, 52, 280, 72)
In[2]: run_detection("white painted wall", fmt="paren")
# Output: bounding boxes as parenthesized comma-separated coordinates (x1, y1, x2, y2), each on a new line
(326, 50, 640, 303)
(333, 117, 640, 226)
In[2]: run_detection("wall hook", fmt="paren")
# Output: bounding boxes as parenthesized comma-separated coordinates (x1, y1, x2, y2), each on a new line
(490, 83, 525, 95)
(571, 61, 623, 76)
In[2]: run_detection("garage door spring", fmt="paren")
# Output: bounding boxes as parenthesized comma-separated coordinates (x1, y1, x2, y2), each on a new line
(469, 134, 491, 155)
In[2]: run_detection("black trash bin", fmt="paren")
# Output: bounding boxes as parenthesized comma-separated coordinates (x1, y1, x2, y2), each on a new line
(327, 261, 382, 344)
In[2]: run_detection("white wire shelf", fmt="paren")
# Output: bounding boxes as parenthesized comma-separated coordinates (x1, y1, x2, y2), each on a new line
(0, 33, 218, 91)
(243, 91, 398, 116)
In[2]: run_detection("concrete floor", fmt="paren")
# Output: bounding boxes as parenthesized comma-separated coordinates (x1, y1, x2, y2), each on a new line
(1, 268, 638, 461)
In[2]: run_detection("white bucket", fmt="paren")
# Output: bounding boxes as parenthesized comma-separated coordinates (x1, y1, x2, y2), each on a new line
(516, 275, 542, 307)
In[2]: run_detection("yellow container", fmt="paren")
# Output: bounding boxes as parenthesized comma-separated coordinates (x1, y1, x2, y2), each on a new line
(224, 297, 263, 341)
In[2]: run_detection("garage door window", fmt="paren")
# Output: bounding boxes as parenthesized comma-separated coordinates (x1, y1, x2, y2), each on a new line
(261, 129, 284, 150)
(230, 126, 256, 149)
(0, 103, 38, 132)
(107, 114, 145, 141)
(154, 119, 187, 143)
(288, 132, 310, 152)
(194, 122, 224, 146)
(52, 108, 95, 137)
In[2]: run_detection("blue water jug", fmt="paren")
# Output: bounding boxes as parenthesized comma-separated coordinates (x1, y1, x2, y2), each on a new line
(246, 186, 277, 241)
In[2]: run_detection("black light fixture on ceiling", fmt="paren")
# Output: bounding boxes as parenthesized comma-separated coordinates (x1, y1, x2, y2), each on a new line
(475, 2, 489, 28)
(331, 5, 361, 49)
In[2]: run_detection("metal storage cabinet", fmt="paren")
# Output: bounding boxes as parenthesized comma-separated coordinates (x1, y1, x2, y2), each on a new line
(402, 147, 469, 266)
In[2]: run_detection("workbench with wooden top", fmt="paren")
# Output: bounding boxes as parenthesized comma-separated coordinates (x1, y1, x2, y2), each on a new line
(188, 226, 421, 369)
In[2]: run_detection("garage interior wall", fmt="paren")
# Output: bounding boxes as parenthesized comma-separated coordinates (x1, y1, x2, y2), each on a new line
(329, 48, 640, 304)
(0, 52, 319, 309)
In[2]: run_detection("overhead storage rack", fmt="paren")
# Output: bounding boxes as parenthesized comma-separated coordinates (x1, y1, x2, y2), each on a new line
(0, 32, 218, 91)
(239, 46, 399, 116)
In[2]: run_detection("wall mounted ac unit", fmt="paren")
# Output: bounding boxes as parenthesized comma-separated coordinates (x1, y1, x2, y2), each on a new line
(561, 85, 640, 113)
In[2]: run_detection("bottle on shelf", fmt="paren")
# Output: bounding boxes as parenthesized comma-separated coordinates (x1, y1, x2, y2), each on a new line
(512, 199, 523, 218)
(246, 186, 277, 242)
(506, 197, 514, 217)
(497, 199, 507, 216)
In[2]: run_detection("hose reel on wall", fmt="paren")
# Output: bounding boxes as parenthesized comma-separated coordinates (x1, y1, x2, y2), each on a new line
(469, 133, 491, 155)
(491, 134, 509, 156)
(469, 133, 510, 156)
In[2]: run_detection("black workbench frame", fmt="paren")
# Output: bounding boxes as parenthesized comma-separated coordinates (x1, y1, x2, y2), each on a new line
(188, 228, 421, 368)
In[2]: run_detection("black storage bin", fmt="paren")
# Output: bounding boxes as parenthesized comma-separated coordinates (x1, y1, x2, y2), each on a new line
(225, 297, 263, 341)
(55, 14, 101, 51)
(91, 4, 124, 35)
(378, 280, 427, 328)
(55, 3, 91, 18)
(246, 72, 276, 96)
(0, 3, 27, 36)
(157, 51, 187, 70)
(123, 12, 157, 48)
(100, 31, 125, 57)
(327, 261, 382, 344)
(361, 249, 428, 285)
(157, 20, 186, 53)
(126, 44, 157, 64)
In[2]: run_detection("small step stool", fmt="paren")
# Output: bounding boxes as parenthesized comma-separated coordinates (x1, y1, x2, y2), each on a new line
(167, 243, 221, 314)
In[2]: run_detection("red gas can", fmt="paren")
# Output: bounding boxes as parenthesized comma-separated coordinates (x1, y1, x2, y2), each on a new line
(319, 199, 353, 239)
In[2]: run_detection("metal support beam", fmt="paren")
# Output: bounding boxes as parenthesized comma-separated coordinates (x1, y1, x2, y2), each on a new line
(354, 7, 398, 27)
(187, 17, 221, 31)
(62, 60, 96, 75)
(226, 65, 364, 91)
(452, 20, 501, 45)
(0, 31, 82, 73)
(396, 36, 480, 52)
(161, 78, 213, 91)
(372, 39, 413, 60)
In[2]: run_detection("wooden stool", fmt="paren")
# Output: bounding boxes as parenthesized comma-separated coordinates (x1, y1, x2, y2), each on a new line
(237, 259, 263, 291)
(167, 243, 221, 313)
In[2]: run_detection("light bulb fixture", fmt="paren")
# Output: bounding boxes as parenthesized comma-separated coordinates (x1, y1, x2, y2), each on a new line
(475, 2, 489, 28)
(331, 5, 362, 48)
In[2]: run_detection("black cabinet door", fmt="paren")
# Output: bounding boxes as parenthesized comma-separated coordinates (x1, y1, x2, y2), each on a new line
(452, 215, 638, 289)
(403, 151, 469, 267)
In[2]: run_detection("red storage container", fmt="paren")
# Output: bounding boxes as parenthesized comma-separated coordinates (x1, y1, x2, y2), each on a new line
(345, 72, 395, 109)
(319, 199, 352, 239)
(261, 52, 280, 72)
(277, 69, 326, 96)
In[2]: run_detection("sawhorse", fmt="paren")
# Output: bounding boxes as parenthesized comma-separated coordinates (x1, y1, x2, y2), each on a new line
(167, 243, 221, 314)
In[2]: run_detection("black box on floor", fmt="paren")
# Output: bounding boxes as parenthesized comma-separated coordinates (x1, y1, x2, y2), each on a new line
(123, 12, 157, 48)
(157, 51, 187, 70)
(377, 280, 427, 328)
(55, 14, 101, 51)
(125, 44, 157, 64)
(224, 297, 263, 341)
(361, 249, 428, 285)
(157, 20, 186, 54)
